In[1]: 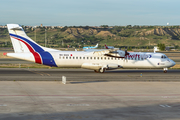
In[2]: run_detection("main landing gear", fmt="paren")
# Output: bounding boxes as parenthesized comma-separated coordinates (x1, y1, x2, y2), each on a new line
(99, 68, 105, 73)
(94, 68, 106, 73)
(163, 68, 168, 73)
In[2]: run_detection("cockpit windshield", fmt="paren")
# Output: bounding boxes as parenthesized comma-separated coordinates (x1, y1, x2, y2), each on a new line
(161, 55, 167, 59)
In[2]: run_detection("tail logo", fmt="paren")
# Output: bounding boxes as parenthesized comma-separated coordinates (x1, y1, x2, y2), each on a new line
(10, 33, 57, 66)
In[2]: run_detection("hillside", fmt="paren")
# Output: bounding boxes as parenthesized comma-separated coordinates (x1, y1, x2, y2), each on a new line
(0, 26, 180, 48)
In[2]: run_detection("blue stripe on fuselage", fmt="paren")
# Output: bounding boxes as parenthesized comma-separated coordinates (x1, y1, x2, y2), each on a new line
(10, 33, 57, 67)
(40, 51, 57, 67)
(10, 33, 44, 52)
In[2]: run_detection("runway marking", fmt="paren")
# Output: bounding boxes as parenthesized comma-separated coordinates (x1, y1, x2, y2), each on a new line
(28, 70, 44, 76)
(28, 70, 51, 76)
(0, 94, 180, 97)
(0, 104, 7, 106)
(67, 104, 90, 106)
(159, 104, 171, 108)
(161, 96, 178, 98)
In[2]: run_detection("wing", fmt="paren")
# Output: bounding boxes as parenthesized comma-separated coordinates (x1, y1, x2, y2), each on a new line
(90, 49, 129, 58)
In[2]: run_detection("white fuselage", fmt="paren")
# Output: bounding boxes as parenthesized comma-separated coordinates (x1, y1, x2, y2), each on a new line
(48, 51, 175, 69)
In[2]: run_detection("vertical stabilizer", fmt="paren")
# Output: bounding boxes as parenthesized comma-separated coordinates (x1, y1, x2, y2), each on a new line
(7, 24, 57, 67)
(95, 43, 98, 48)
(7, 24, 44, 53)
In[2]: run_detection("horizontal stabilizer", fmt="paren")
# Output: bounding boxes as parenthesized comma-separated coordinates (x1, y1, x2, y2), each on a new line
(10, 27, 22, 30)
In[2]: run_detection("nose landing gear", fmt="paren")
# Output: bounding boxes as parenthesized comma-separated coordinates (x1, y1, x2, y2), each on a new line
(163, 68, 168, 73)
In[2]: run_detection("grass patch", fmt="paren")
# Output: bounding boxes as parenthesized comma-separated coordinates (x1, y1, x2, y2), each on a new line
(172, 64, 180, 69)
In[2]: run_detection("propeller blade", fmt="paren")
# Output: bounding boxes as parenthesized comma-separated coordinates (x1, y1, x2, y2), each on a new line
(125, 50, 129, 56)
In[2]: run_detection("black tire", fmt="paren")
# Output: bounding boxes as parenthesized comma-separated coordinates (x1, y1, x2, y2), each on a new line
(99, 68, 105, 73)
(164, 70, 167, 73)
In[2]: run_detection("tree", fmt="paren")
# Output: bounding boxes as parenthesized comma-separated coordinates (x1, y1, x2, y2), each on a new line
(157, 43, 165, 51)
(101, 25, 109, 28)
(61, 26, 68, 31)
(175, 45, 179, 49)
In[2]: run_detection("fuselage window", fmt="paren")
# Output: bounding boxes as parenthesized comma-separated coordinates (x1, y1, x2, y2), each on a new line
(104, 57, 106, 60)
(73, 57, 75, 59)
(108, 57, 110, 60)
(66, 57, 68, 59)
(83, 57, 85, 59)
(63, 57, 65, 59)
(59, 57, 61, 59)
(97, 57, 99, 60)
(76, 57, 78, 59)
(80, 57, 81, 59)
(87, 57, 89, 59)
(94, 57, 96, 59)
(101, 57, 103, 60)
(111, 57, 113, 60)
(90, 57, 92, 59)
(69, 57, 71, 59)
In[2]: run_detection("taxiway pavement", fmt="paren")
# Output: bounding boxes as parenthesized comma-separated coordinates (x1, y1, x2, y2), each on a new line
(0, 81, 180, 120)
(0, 68, 180, 120)
(0, 68, 180, 81)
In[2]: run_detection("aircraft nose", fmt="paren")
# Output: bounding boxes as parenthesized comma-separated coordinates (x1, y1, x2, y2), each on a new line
(170, 59, 176, 67)
(172, 60, 176, 66)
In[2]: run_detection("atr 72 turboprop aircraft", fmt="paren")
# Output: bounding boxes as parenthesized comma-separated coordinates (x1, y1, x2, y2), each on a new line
(5, 24, 176, 73)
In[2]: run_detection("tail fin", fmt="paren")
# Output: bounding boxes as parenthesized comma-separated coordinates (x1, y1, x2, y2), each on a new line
(105, 44, 108, 49)
(95, 43, 98, 48)
(7, 24, 58, 67)
(7, 24, 44, 53)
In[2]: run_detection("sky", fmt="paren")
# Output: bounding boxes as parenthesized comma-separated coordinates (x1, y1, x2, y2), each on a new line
(1, 0, 180, 26)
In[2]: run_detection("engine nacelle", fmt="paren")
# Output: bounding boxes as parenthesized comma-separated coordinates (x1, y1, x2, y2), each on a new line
(81, 63, 104, 70)
(81, 63, 121, 70)
(106, 63, 121, 70)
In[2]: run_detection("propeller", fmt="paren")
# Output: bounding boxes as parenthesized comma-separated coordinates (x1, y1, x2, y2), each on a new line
(125, 49, 129, 56)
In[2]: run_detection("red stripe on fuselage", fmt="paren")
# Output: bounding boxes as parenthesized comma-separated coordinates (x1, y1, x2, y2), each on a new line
(32, 52, 42, 64)
(11, 36, 42, 64)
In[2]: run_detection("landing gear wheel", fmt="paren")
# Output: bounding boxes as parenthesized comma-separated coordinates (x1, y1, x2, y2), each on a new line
(94, 70, 99, 73)
(99, 68, 105, 73)
(163, 68, 168, 73)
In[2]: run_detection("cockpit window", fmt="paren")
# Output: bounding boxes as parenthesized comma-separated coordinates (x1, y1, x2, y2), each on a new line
(161, 55, 167, 59)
